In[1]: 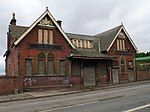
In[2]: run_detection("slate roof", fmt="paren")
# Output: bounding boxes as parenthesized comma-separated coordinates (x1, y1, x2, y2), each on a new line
(66, 33, 94, 41)
(8, 24, 122, 59)
(9, 25, 28, 39)
(72, 48, 113, 59)
(95, 25, 122, 51)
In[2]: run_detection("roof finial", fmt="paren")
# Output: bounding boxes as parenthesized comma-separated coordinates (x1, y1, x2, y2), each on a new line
(12, 12, 15, 19)
(46, 7, 48, 10)
(10, 12, 17, 25)
(121, 22, 123, 25)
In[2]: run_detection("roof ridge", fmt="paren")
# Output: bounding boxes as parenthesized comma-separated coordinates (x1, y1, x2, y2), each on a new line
(66, 32, 93, 37)
(9, 25, 29, 28)
(95, 24, 122, 36)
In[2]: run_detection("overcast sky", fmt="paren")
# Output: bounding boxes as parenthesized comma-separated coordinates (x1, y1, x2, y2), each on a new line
(0, 0, 150, 74)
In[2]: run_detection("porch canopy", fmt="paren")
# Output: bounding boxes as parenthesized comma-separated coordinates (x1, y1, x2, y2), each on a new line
(68, 48, 114, 60)
(68, 48, 114, 86)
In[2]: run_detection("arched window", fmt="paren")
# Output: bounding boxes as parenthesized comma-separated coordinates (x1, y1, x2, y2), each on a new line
(47, 53, 55, 76)
(120, 57, 125, 73)
(38, 52, 46, 76)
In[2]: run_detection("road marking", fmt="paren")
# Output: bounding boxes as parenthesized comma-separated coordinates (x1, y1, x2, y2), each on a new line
(123, 104, 150, 112)
(39, 90, 150, 112)
(39, 101, 99, 112)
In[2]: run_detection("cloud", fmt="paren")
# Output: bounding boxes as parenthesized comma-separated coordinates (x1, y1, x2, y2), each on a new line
(0, 0, 150, 74)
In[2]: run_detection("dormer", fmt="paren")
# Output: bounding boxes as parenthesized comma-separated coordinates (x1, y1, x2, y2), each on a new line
(71, 38, 94, 49)
(66, 33, 94, 49)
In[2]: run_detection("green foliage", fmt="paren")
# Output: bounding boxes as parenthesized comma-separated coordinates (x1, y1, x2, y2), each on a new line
(135, 52, 150, 58)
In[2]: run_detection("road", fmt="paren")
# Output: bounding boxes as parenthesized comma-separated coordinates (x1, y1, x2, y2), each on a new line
(0, 83, 150, 112)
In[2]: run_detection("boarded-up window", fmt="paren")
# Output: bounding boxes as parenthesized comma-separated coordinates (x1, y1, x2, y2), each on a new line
(38, 60, 45, 75)
(72, 61, 81, 76)
(25, 59, 32, 76)
(78, 40, 80, 48)
(48, 61, 54, 75)
(60, 60, 65, 75)
(117, 39, 125, 50)
(38, 53, 46, 76)
(44, 30, 48, 44)
(86, 41, 88, 48)
(71, 39, 74, 45)
(38, 29, 43, 43)
(99, 62, 107, 75)
(122, 40, 125, 50)
(84, 40, 86, 48)
(49, 30, 53, 44)
(76, 40, 79, 47)
(120, 39, 122, 50)
(38, 29, 53, 44)
(121, 57, 125, 73)
(48, 53, 55, 76)
(80, 40, 83, 48)
(74, 39, 77, 47)
(90, 42, 93, 48)
(117, 39, 120, 50)
(87, 41, 90, 48)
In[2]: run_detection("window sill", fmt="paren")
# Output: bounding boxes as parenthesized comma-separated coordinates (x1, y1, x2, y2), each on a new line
(25, 75, 68, 77)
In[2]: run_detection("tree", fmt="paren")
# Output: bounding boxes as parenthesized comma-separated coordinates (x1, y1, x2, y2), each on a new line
(135, 52, 150, 58)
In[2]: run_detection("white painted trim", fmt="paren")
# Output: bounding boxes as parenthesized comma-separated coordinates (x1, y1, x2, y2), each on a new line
(107, 26, 123, 51)
(107, 25, 138, 52)
(14, 10, 75, 49)
(122, 26, 138, 52)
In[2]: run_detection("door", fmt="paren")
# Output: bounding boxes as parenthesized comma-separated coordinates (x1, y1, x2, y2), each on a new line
(84, 66, 95, 86)
(112, 68, 119, 84)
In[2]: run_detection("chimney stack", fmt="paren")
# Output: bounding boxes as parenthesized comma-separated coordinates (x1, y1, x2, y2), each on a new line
(57, 20, 62, 27)
(10, 13, 17, 25)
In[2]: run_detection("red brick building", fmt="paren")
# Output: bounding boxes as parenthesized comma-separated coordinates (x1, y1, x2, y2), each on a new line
(4, 8, 138, 89)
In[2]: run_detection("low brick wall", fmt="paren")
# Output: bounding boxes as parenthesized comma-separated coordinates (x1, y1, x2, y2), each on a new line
(0, 76, 23, 95)
(99, 75, 108, 84)
(24, 76, 82, 89)
(136, 71, 150, 81)
(120, 74, 128, 82)
(69, 77, 82, 85)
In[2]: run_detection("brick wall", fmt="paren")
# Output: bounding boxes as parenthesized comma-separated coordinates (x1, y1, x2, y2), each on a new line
(99, 75, 108, 84)
(23, 76, 82, 89)
(0, 76, 23, 95)
(136, 71, 150, 81)
(108, 32, 136, 82)
(17, 26, 71, 77)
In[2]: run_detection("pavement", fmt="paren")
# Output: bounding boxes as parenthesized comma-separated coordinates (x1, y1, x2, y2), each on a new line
(0, 80, 150, 103)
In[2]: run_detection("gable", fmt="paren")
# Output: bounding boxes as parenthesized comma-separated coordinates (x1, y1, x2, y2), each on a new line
(95, 25, 122, 51)
(108, 26, 138, 52)
(14, 9, 75, 49)
(95, 25, 138, 52)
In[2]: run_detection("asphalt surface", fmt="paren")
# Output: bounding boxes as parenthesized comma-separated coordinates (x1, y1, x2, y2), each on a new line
(0, 83, 150, 112)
